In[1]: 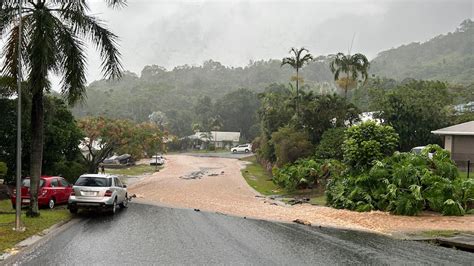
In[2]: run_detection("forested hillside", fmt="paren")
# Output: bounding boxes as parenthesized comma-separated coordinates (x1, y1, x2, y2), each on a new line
(72, 19, 474, 138)
(370, 19, 474, 85)
(72, 58, 335, 136)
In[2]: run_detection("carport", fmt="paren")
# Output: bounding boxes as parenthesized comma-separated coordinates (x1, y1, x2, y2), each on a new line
(432, 120, 474, 170)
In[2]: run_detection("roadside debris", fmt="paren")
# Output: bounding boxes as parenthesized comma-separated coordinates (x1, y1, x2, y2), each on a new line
(194, 208, 200, 212)
(293, 219, 311, 226)
(128, 194, 137, 201)
(180, 168, 222, 179)
(287, 198, 310, 205)
(180, 170, 206, 179)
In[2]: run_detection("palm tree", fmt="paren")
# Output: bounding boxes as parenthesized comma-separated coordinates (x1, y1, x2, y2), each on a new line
(281, 47, 313, 115)
(0, 0, 124, 216)
(329, 53, 370, 99)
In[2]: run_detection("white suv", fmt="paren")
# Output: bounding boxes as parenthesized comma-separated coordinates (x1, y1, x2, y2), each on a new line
(149, 155, 165, 166)
(68, 174, 128, 214)
(231, 144, 252, 153)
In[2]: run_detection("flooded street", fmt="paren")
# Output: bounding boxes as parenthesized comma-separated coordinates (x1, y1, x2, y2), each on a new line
(8, 203, 474, 265)
(128, 154, 474, 235)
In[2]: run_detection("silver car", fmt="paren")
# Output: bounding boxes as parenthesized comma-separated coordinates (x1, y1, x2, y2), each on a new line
(149, 155, 165, 166)
(68, 174, 128, 214)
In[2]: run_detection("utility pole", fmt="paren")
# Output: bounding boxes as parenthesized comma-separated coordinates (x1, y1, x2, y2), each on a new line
(15, 0, 24, 232)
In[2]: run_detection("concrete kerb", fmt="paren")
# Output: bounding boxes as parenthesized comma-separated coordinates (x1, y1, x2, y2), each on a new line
(403, 233, 474, 252)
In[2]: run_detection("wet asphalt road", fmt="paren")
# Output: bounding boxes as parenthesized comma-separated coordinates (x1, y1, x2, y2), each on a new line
(9, 203, 474, 265)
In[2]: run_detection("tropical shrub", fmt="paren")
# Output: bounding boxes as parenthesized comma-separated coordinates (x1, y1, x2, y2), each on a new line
(273, 159, 345, 191)
(49, 160, 87, 184)
(342, 121, 399, 172)
(327, 145, 472, 216)
(0, 162, 7, 178)
(271, 126, 313, 167)
(314, 127, 346, 160)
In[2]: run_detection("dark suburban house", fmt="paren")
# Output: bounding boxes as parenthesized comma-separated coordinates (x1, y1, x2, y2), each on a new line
(432, 120, 474, 169)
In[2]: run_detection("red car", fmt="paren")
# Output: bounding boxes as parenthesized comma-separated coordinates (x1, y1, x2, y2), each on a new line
(10, 176, 73, 209)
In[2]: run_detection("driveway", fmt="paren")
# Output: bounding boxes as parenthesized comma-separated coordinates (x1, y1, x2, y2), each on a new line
(7, 203, 474, 265)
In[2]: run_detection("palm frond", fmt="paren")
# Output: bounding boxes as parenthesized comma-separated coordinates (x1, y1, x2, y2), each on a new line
(0, 6, 18, 38)
(104, 0, 127, 8)
(281, 57, 296, 68)
(59, 9, 122, 79)
(27, 9, 58, 94)
(51, 15, 87, 105)
(300, 53, 313, 62)
(1, 15, 30, 81)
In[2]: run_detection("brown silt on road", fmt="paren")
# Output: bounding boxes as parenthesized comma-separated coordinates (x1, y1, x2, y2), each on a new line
(129, 154, 474, 235)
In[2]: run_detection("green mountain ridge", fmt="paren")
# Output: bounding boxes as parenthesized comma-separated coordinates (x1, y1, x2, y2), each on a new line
(370, 19, 473, 85)
(73, 19, 473, 124)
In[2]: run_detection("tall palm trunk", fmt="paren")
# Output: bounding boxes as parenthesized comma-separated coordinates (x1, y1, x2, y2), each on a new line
(344, 71, 350, 99)
(296, 68, 299, 115)
(27, 90, 44, 217)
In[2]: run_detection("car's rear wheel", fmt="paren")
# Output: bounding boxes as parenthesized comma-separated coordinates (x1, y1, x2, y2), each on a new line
(232, 150, 237, 153)
(245, 149, 249, 153)
(111, 198, 117, 214)
(69, 207, 78, 214)
(119, 194, 128, 209)
(48, 198, 55, 209)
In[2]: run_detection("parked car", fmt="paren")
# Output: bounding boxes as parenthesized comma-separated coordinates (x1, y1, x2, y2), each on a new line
(149, 155, 165, 166)
(231, 144, 252, 153)
(410, 146, 426, 154)
(411, 146, 434, 159)
(10, 176, 73, 209)
(68, 174, 128, 214)
(103, 154, 135, 165)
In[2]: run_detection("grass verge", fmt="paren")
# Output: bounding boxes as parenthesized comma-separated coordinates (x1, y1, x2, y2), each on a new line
(106, 164, 161, 176)
(241, 156, 282, 196)
(459, 171, 470, 179)
(0, 200, 71, 253)
(418, 230, 463, 238)
(240, 156, 326, 205)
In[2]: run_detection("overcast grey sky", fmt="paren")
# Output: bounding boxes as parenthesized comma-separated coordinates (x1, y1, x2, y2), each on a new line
(83, 0, 473, 82)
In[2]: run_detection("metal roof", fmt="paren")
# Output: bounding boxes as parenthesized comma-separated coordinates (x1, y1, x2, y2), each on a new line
(431, 121, 474, 136)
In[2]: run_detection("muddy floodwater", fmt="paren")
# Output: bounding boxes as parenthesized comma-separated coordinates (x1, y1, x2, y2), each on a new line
(129, 155, 474, 235)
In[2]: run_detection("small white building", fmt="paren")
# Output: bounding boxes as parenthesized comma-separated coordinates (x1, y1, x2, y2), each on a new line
(359, 111, 383, 124)
(188, 131, 240, 149)
(79, 138, 103, 160)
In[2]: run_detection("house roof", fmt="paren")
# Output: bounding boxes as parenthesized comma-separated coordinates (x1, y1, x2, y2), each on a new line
(190, 131, 240, 142)
(431, 121, 474, 136)
(79, 138, 103, 152)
